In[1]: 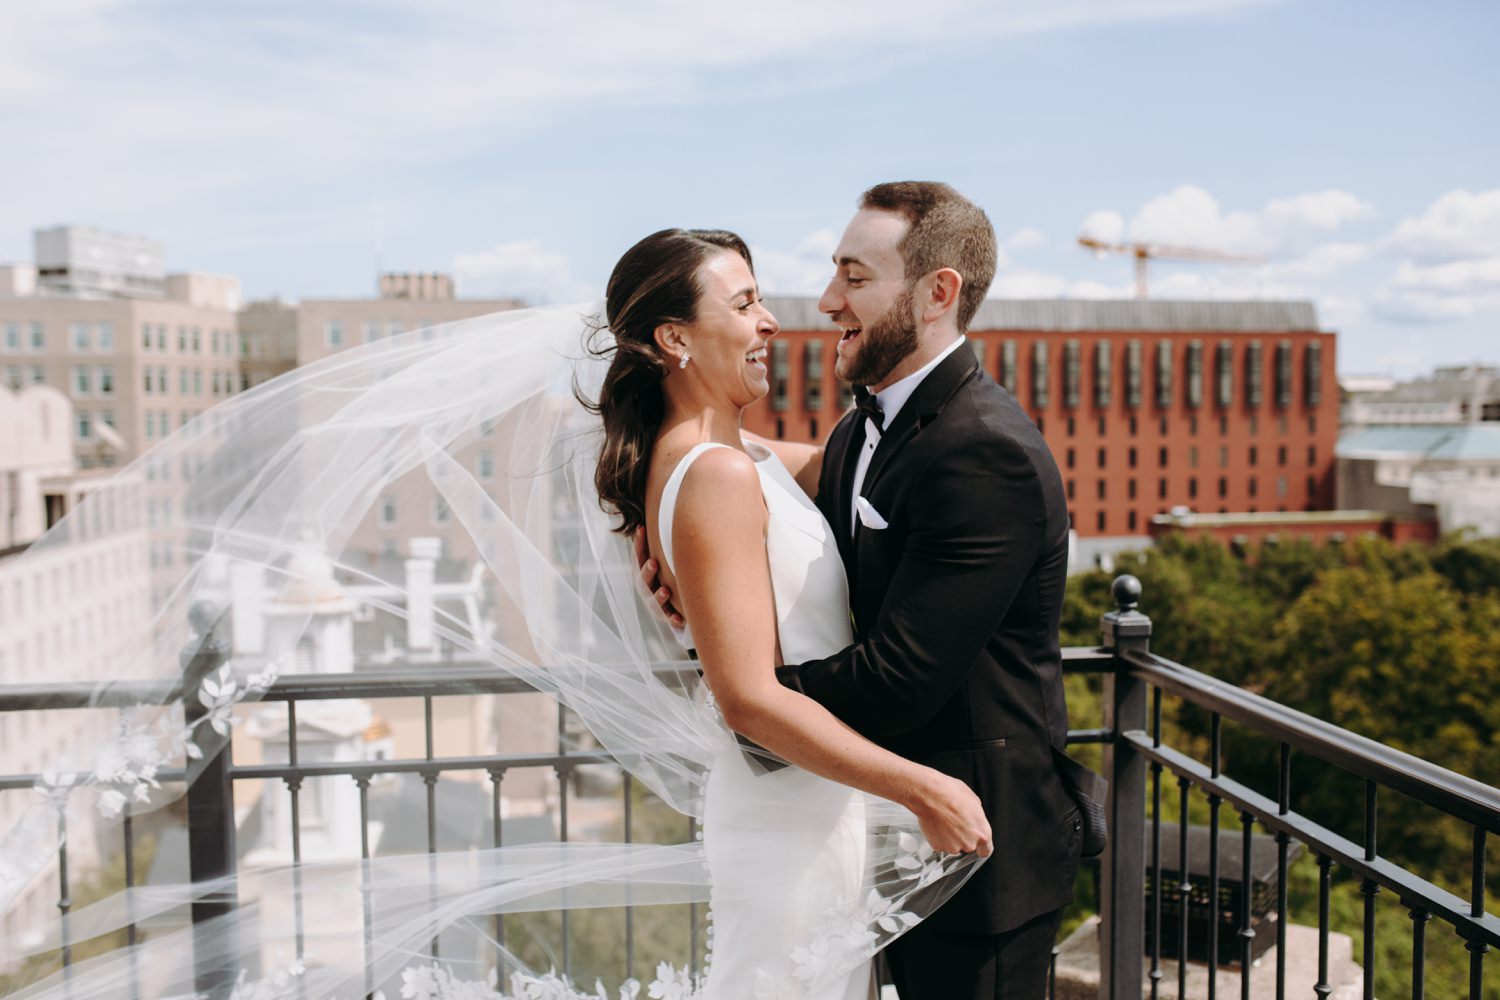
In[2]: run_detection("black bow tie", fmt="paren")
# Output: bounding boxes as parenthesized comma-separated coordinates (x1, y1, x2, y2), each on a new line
(853, 386, 884, 433)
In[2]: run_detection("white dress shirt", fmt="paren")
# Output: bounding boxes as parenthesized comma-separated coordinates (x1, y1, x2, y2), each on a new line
(849, 335, 967, 535)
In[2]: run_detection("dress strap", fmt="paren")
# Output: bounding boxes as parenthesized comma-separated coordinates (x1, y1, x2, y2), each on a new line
(658, 442, 731, 576)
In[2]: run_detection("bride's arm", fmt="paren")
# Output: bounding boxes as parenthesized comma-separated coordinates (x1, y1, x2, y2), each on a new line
(741, 431, 822, 498)
(670, 447, 990, 856)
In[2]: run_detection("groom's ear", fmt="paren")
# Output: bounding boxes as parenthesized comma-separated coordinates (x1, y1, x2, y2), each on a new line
(919, 268, 963, 327)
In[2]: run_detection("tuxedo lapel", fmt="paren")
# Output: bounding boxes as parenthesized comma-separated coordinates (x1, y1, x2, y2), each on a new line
(859, 341, 981, 501)
(820, 413, 862, 569)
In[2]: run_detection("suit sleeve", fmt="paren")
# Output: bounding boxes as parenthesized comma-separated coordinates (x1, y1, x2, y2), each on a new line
(777, 428, 1047, 739)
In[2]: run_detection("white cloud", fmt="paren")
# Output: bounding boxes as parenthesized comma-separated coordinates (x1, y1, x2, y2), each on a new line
(1383, 189, 1500, 261)
(1006, 227, 1047, 250)
(1079, 210, 1125, 244)
(752, 230, 837, 297)
(452, 241, 591, 304)
(1122, 184, 1373, 256)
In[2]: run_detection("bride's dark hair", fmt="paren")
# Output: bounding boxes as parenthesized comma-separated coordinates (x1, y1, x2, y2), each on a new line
(581, 228, 753, 535)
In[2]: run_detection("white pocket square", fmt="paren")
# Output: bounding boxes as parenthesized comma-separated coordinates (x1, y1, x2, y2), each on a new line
(855, 496, 889, 530)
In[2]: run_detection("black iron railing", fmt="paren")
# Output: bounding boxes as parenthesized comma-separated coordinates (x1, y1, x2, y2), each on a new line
(1, 579, 1496, 998)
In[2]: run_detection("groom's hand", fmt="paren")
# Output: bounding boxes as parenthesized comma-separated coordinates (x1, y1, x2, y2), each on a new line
(634, 526, 685, 629)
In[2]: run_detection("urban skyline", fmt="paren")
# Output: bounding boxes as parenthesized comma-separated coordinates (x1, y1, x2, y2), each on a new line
(2, 1, 1496, 378)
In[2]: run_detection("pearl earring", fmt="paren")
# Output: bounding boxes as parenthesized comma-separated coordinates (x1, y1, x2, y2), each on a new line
(679, 353, 690, 369)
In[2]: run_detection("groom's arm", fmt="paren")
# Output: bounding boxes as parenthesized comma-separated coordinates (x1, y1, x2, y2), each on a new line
(776, 432, 1047, 740)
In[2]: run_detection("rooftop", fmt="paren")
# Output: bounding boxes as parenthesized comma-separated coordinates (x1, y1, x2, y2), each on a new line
(1336, 424, 1500, 461)
(763, 296, 1321, 333)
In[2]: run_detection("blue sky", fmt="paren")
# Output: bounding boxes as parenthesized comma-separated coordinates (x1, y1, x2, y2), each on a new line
(3, 0, 1496, 374)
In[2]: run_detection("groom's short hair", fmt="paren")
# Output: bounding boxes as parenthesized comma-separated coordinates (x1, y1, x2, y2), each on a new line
(859, 181, 997, 332)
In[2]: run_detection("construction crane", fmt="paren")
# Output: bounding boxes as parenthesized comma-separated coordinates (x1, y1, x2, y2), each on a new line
(1077, 236, 1265, 299)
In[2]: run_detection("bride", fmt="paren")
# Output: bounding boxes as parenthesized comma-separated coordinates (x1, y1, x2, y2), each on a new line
(0, 229, 987, 999)
(591, 228, 990, 997)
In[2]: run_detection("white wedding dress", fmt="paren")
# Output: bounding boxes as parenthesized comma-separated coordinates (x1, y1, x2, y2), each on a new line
(657, 442, 873, 1000)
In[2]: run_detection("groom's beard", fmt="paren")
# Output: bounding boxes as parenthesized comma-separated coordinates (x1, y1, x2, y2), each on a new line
(839, 285, 919, 388)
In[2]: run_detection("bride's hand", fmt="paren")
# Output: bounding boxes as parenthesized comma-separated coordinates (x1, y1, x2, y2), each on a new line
(634, 526, 685, 628)
(908, 769, 993, 858)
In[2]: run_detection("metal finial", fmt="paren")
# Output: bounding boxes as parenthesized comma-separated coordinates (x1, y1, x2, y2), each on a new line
(1111, 574, 1142, 613)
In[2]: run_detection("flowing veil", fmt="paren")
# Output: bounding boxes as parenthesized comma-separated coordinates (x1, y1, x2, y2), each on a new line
(0, 305, 980, 998)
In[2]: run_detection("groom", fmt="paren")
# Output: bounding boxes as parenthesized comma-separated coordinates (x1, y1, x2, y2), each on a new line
(645, 182, 1079, 997)
(776, 182, 1078, 998)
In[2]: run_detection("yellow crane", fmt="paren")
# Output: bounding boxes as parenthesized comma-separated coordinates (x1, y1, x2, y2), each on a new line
(1078, 235, 1265, 299)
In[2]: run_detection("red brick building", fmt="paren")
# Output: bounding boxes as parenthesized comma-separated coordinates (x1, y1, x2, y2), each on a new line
(744, 298, 1339, 540)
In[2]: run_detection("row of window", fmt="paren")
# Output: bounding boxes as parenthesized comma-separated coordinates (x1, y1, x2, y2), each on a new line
(138, 323, 241, 357)
(376, 453, 496, 526)
(975, 337, 1322, 412)
(1065, 474, 1320, 502)
(765, 336, 1325, 414)
(1058, 411, 1316, 439)
(324, 319, 436, 349)
(1064, 443, 1319, 471)
(139, 366, 246, 397)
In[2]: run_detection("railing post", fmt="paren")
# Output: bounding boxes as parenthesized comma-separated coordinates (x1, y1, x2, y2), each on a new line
(1101, 574, 1152, 1000)
(181, 600, 238, 996)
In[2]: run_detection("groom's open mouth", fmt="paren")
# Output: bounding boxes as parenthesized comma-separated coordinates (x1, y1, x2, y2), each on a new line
(838, 325, 862, 348)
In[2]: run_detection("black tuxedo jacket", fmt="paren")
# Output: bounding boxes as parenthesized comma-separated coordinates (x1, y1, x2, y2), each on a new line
(776, 340, 1081, 935)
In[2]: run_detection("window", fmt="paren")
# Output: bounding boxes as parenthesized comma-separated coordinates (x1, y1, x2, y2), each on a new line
(1185, 340, 1204, 408)
(29, 366, 43, 384)
(1249, 477, 1258, 498)
(1066, 447, 1075, 470)
(1218, 477, 1227, 498)
(1127, 478, 1137, 499)
(141, 323, 152, 351)
(1098, 415, 1106, 436)
(1307, 475, 1317, 498)
(1158, 446, 1168, 468)
(1096, 511, 1107, 532)
(1128, 447, 1137, 469)
(4, 365, 19, 389)
(76, 411, 92, 440)
(1307, 445, 1317, 466)
(1096, 480, 1106, 500)
(157, 367, 167, 393)
(380, 495, 397, 526)
(71, 323, 90, 352)
(192, 370, 202, 396)
(1094, 340, 1112, 408)
(1215, 340, 1233, 408)
(1158, 478, 1168, 499)
(326, 321, 344, 349)
(1032, 342, 1050, 409)
(1000, 340, 1019, 395)
(1063, 340, 1081, 409)
(1066, 416, 1076, 437)
(1155, 340, 1173, 409)
(1277, 476, 1288, 498)
(212, 371, 222, 396)
(143, 369, 153, 394)
(770, 341, 790, 412)
(1125, 340, 1143, 409)
(1189, 446, 1198, 468)
(803, 340, 824, 412)
(1188, 477, 1198, 499)
(1128, 510, 1138, 532)
(191, 327, 201, 353)
(29, 322, 44, 350)
(99, 410, 115, 429)
(4, 322, 19, 350)
(365, 320, 381, 343)
(1278, 445, 1288, 466)
(1304, 342, 1322, 406)
(97, 323, 114, 351)
(1129, 415, 1138, 436)
(97, 366, 114, 396)
(1097, 447, 1106, 468)
(72, 366, 92, 396)
(1219, 446, 1228, 468)
(478, 450, 494, 480)
(1245, 340, 1263, 407)
(1066, 479, 1075, 500)
(156, 325, 166, 350)
(178, 327, 187, 352)
(388, 321, 404, 338)
(1275, 340, 1293, 408)
(433, 496, 450, 524)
